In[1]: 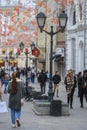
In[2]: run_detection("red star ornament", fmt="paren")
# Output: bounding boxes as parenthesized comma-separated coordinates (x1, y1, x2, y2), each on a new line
(32, 47, 40, 57)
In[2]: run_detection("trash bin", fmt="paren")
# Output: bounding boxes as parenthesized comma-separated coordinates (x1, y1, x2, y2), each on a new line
(50, 100, 62, 116)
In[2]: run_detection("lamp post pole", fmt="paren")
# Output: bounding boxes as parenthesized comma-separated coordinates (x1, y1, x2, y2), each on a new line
(45, 33, 47, 71)
(25, 51, 28, 88)
(8, 52, 12, 76)
(36, 11, 68, 102)
(49, 26, 54, 101)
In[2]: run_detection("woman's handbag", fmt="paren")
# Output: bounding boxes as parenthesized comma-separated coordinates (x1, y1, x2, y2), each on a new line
(21, 98, 24, 106)
(0, 101, 8, 113)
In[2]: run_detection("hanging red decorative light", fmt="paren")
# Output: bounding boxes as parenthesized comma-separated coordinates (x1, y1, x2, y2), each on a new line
(32, 47, 40, 57)
(17, 48, 21, 55)
(25, 48, 28, 53)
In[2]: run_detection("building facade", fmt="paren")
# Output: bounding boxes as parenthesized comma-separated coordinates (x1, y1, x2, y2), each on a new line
(65, 0, 87, 74)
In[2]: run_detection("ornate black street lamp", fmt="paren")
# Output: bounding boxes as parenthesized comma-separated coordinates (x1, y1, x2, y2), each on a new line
(36, 11, 68, 102)
(19, 42, 35, 88)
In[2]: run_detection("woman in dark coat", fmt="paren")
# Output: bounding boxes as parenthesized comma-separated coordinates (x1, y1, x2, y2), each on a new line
(8, 72, 24, 128)
(77, 72, 82, 97)
(79, 70, 87, 108)
(64, 70, 77, 109)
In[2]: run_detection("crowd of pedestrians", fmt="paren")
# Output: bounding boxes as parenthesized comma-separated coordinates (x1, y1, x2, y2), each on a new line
(0, 66, 87, 127)
(64, 69, 87, 109)
(36, 68, 87, 109)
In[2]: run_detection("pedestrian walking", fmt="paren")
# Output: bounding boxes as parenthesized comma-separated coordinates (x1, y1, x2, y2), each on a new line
(77, 71, 82, 97)
(46, 71, 50, 82)
(3, 74, 10, 93)
(79, 70, 87, 108)
(38, 69, 47, 94)
(31, 72, 35, 83)
(8, 72, 24, 128)
(27, 71, 31, 84)
(52, 71, 61, 97)
(64, 70, 77, 109)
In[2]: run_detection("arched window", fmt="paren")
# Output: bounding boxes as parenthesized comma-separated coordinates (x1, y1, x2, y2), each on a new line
(79, 4, 82, 21)
(78, 41, 84, 71)
(69, 3, 76, 26)
(73, 10, 76, 25)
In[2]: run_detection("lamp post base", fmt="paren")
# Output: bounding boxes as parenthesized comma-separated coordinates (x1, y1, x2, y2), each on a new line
(48, 91, 54, 102)
(48, 81, 54, 102)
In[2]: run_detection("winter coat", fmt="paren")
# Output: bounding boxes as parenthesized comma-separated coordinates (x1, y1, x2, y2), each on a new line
(64, 75, 77, 94)
(8, 78, 24, 110)
(52, 75, 61, 84)
(38, 72, 47, 84)
(0, 86, 2, 97)
(79, 75, 87, 88)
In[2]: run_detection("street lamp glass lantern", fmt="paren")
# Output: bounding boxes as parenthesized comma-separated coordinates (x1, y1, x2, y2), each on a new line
(30, 42, 35, 51)
(58, 11, 68, 28)
(19, 42, 24, 52)
(36, 12, 46, 30)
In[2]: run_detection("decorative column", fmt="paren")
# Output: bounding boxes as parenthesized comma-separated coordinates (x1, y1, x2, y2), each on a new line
(65, 38, 73, 70)
(84, 0, 87, 69)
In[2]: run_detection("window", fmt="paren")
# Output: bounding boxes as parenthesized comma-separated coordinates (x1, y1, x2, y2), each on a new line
(79, 4, 82, 21)
(73, 10, 76, 25)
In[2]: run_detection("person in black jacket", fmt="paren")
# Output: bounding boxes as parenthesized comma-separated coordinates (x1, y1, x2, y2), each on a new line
(79, 70, 87, 108)
(38, 70, 47, 94)
(52, 71, 61, 97)
(77, 71, 82, 97)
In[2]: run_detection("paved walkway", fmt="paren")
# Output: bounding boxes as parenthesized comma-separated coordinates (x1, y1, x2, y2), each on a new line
(0, 81, 87, 130)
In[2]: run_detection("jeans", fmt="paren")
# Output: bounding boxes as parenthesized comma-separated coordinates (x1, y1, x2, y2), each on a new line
(4, 85, 8, 93)
(11, 109, 21, 124)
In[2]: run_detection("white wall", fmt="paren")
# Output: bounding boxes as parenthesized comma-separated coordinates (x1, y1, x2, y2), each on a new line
(65, 0, 86, 74)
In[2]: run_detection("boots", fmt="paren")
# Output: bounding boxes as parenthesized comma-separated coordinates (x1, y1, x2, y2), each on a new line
(67, 96, 69, 104)
(70, 104, 73, 109)
(81, 103, 83, 108)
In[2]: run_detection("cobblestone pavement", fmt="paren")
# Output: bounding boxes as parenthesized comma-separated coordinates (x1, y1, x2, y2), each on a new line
(0, 80, 87, 130)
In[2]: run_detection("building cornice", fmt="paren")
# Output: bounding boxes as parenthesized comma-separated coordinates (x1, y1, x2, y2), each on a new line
(67, 23, 86, 34)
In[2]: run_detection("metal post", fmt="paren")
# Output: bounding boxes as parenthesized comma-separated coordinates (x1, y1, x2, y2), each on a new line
(45, 33, 47, 71)
(48, 26, 54, 102)
(25, 52, 28, 87)
(25, 52, 29, 99)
